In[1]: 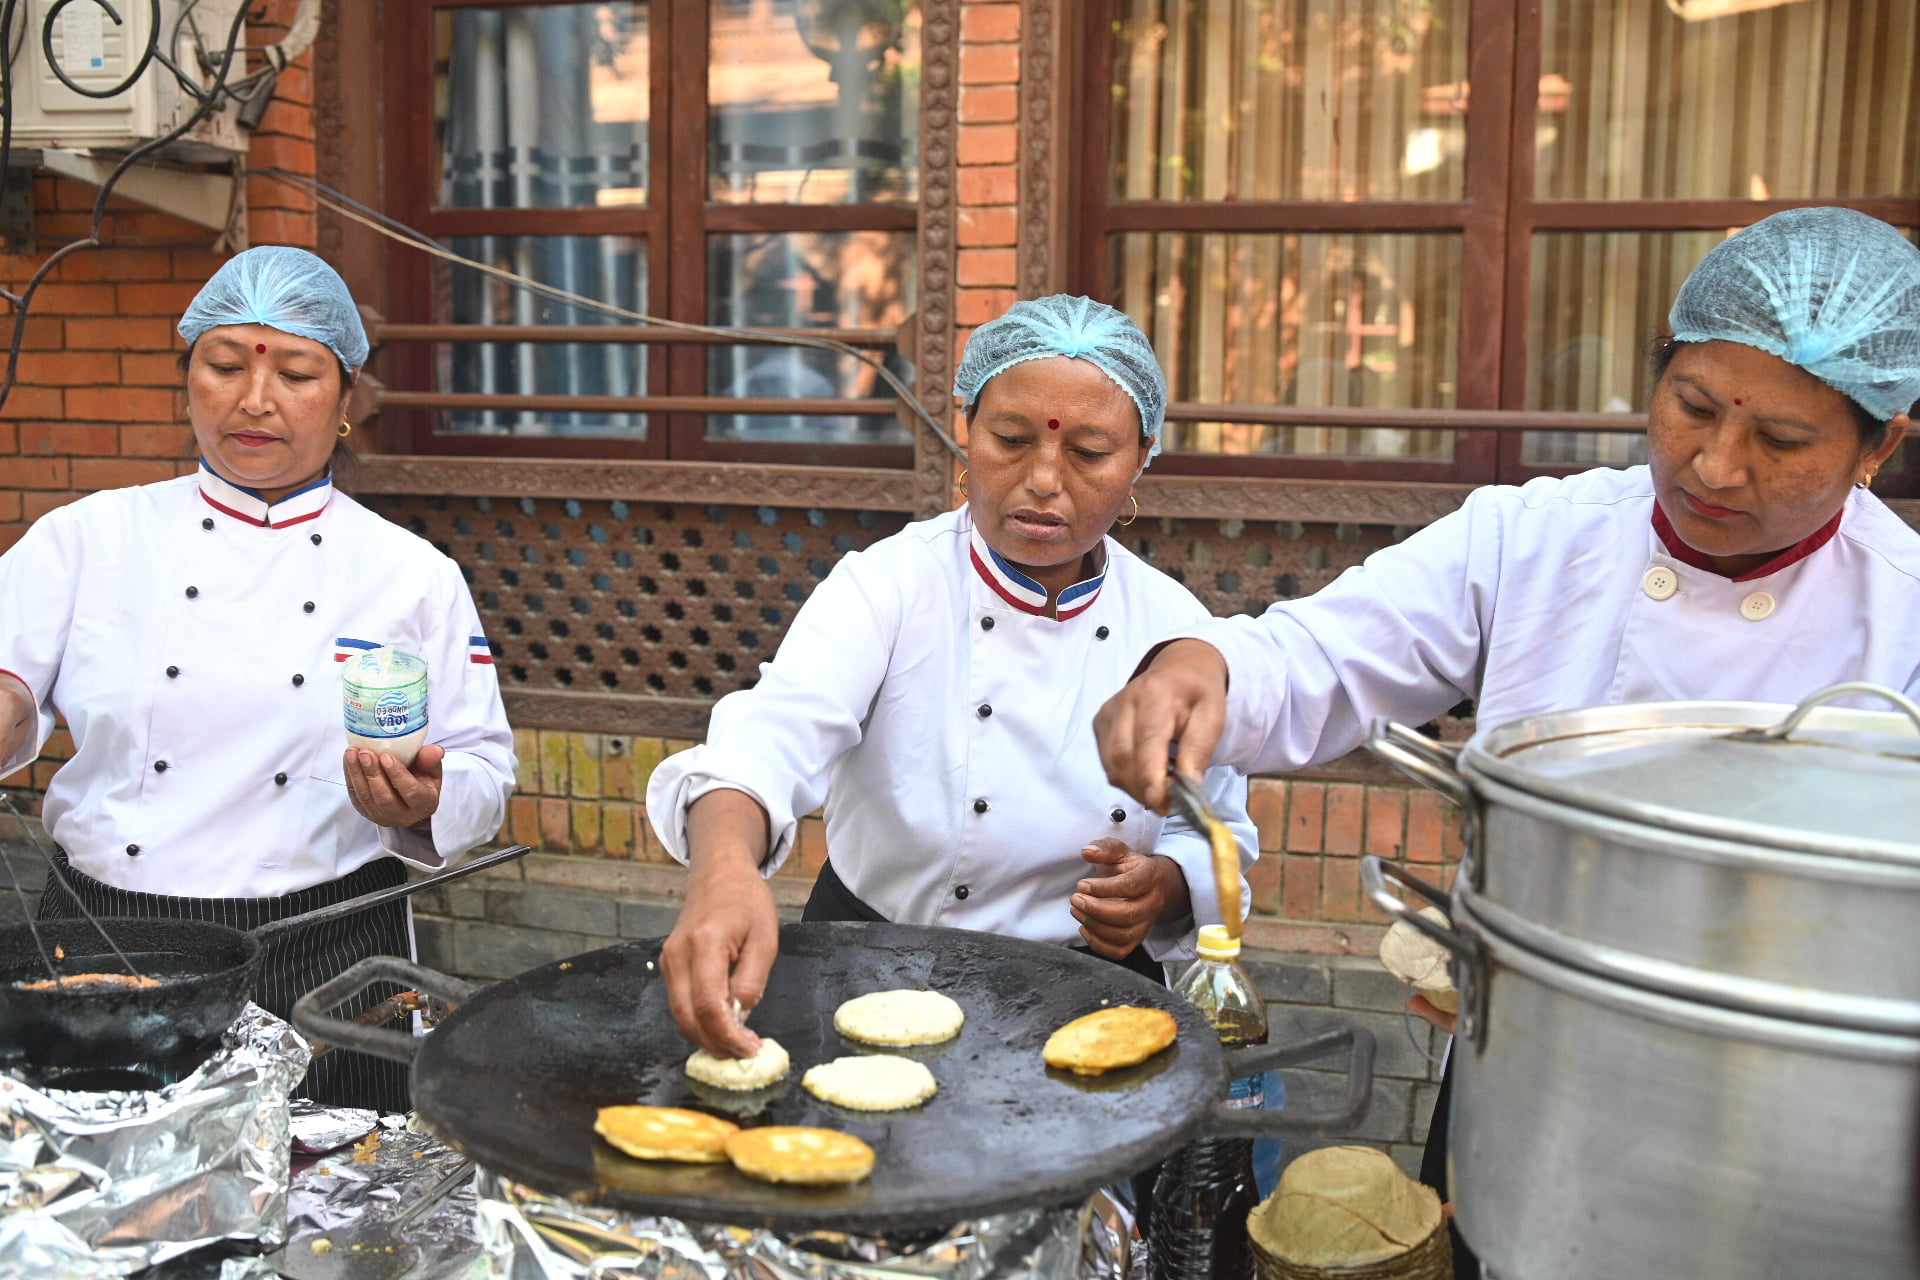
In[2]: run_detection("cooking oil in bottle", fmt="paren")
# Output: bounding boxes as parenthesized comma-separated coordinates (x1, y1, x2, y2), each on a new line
(1149, 924, 1268, 1280)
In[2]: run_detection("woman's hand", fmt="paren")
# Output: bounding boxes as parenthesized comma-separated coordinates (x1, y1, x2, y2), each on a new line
(1093, 639, 1230, 814)
(1070, 838, 1191, 959)
(1408, 993, 1458, 1036)
(344, 743, 444, 830)
(0, 672, 33, 767)
(660, 789, 780, 1059)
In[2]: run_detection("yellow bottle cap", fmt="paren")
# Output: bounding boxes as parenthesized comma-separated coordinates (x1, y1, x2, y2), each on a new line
(1196, 924, 1240, 961)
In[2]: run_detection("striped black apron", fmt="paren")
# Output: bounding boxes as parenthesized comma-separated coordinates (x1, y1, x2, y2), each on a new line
(1419, 1057, 1481, 1279)
(37, 851, 413, 1112)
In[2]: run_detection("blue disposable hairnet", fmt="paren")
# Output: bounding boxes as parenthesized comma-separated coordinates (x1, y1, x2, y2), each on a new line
(177, 245, 370, 374)
(1669, 207, 1920, 423)
(954, 294, 1170, 463)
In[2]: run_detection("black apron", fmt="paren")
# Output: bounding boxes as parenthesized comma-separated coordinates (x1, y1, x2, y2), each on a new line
(37, 851, 413, 1112)
(1419, 1055, 1482, 1279)
(803, 858, 1167, 1231)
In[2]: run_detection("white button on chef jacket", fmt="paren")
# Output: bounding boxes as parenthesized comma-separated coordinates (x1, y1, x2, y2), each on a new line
(1172, 465, 1920, 778)
(0, 467, 518, 898)
(648, 506, 1257, 962)
(1642, 566, 1678, 601)
(1740, 591, 1776, 621)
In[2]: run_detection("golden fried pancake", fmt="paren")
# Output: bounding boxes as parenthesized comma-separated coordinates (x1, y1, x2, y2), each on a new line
(593, 1105, 738, 1163)
(1042, 1006, 1178, 1076)
(724, 1126, 876, 1185)
(833, 989, 965, 1046)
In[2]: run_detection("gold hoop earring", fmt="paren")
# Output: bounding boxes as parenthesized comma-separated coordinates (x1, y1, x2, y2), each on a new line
(955, 467, 968, 496)
(1116, 493, 1139, 527)
(338, 419, 353, 439)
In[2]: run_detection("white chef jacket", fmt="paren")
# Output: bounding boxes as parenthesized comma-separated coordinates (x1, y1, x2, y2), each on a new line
(1182, 465, 1920, 777)
(647, 505, 1256, 962)
(0, 465, 517, 898)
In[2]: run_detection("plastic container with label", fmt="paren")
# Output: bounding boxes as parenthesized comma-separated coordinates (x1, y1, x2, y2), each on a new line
(341, 647, 429, 765)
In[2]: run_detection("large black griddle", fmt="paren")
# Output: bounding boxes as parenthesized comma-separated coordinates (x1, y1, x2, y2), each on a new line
(296, 922, 1374, 1232)
(0, 843, 532, 1070)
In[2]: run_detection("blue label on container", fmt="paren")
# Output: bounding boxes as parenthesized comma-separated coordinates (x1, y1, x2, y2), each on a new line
(1225, 1072, 1266, 1111)
(344, 686, 427, 739)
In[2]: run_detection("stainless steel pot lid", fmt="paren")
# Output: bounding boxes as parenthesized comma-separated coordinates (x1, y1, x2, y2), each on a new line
(1465, 683, 1920, 867)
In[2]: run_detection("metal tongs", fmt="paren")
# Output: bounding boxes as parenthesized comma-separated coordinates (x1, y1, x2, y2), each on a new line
(1167, 770, 1243, 939)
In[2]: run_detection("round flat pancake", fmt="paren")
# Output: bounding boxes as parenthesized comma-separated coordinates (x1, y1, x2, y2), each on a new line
(801, 1055, 939, 1112)
(833, 989, 965, 1046)
(1042, 1006, 1178, 1077)
(685, 1038, 791, 1091)
(724, 1126, 876, 1186)
(594, 1105, 738, 1163)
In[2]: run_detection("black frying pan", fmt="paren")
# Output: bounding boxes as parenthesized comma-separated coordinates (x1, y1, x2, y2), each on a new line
(295, 922, 1375, 1233)
(0, 843, 531, 1070)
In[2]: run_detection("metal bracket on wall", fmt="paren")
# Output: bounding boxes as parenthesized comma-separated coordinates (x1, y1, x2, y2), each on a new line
(37, 150, 247, 250)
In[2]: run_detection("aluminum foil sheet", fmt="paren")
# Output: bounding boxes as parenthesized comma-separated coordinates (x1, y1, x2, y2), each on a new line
(472, 1172, 1138, 1280)
(289, 1099, 380, 1156)
(0, 1002, 310, 1279)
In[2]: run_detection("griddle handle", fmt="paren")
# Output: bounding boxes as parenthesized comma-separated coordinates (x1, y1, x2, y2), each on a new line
(292, 955, 479, 1064)
(1204, 1026, 1376, 1137)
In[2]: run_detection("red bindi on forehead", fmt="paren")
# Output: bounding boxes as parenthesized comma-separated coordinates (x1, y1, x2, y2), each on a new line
(1047, 418, 1060, 430)
(255, 343, 267, 354)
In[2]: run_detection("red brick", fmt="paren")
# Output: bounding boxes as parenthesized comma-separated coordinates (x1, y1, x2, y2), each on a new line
(538, 797, 570, 851)
(22, 491, 79, 519)
(0, 423, 11, 453)
(117, 282, 205, 316)
(29, 284, 116, 315)
(508, 795, 540, 846)
(1441, 808, 1468, 860)
(959, 43, 1019, 84)
(1365, 788, 1405, 857)
(105, 212, 207, 244)
(1281, 854, 1319, 919)
(66, 388, 175, 422)
(955, 288, 1017, 326)
(249, 209, 317, 247)
(1406, 792, 1447, 863)
(14, 317, 64, 351)
(1323, 783, 1364, 855)
(959, 84, 1018, 124)
(956, 164, 1017, 206)
(957, 206, 1018, 247)
(57, 249, 174, 282)
(961, 3, 1021, 42)
(171, 250, 233, 280)
(249, 136, 316, 174)
(1319, 856, 1359, 922)
(248, 174, 315, 212)
(254, 101, 315, 140)
(269, 64, 313, 107)
(0, 387, 63, 420)
(957, 248, 1017, 287)
(1247, 779, 1287, 852)
(1287, 782, 1325, 852)
(68, 317, 176, 350)
(15, 352, 118, 386)
(35, 212, 109, 239)
(0, 456, 68, 488)
(18, 422, 118, 455)
(71, 458, 173, 490)
(122, 353, 186, 386)
(120, 424, 195, 457)
(957, 123, 1018, 166)
(1246, 851, 1282, 914)
(0, 493, 17, 522)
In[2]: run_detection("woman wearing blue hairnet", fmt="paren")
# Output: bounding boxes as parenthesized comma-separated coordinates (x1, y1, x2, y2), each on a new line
(0, 246, 517, 1110)
(646, 294, 1256, 1056)
(1095, 206, 1920, 1277)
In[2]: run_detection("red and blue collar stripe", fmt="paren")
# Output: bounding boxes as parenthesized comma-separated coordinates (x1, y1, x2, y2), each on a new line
(968, 524, 1108, 621)
(197, 460, 333, 529)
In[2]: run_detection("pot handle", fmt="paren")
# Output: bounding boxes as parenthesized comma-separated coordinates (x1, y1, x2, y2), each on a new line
(1204, 1026, 1376, 1137)
(292, 955, 479, 1064)
(1366, 721, 1473, 810)
(1751, 681, 1920, 741)
(1361, 855, 1489, 1050)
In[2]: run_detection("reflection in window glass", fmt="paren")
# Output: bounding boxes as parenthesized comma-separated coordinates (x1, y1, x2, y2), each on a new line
(706, 231, 915, 445)
(1115, 232, 1458, 460)
(439, 236, 649, 438)
(437, 4, 650, 210)
(1538, 0, 1919, 201)
(1111, 0, 1468, 202)
(709, 0, 921, 204)
(1522, 230, 1733, 467)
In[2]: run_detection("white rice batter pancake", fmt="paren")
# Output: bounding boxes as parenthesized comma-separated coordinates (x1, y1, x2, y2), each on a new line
(833, 989, 965, 1046)
(802, 1054, 939, 1112)
(685, 1038, 791, 1091)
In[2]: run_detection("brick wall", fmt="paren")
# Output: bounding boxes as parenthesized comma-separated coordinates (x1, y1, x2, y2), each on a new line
(0, 0, 317, 557)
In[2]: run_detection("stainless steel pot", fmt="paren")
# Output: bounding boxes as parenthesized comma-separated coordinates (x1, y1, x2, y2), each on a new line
(1363, 857, 1920, 1280)
(1369, 683, 1920, 1037)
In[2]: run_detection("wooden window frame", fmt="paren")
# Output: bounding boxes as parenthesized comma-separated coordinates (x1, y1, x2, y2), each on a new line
(381, 0, 918, 469)
(1069, 0, 1920, 487)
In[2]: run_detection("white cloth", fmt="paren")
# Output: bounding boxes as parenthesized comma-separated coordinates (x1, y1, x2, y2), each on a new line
(1181, 465, 1920, 778)
(647, 506, 1256, 962)
(0, 467, 517, 897)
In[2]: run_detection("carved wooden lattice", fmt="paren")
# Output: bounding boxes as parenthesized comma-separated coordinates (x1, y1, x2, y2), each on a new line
(364, 496, 909, 699)
(1115, 517, 1398, 618)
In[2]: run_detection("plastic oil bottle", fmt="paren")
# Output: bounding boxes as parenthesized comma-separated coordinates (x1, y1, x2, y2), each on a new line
(1149, 924, 1268, 1280)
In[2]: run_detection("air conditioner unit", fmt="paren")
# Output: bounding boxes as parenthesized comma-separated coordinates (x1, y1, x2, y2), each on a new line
(4, 0, 247, 157)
